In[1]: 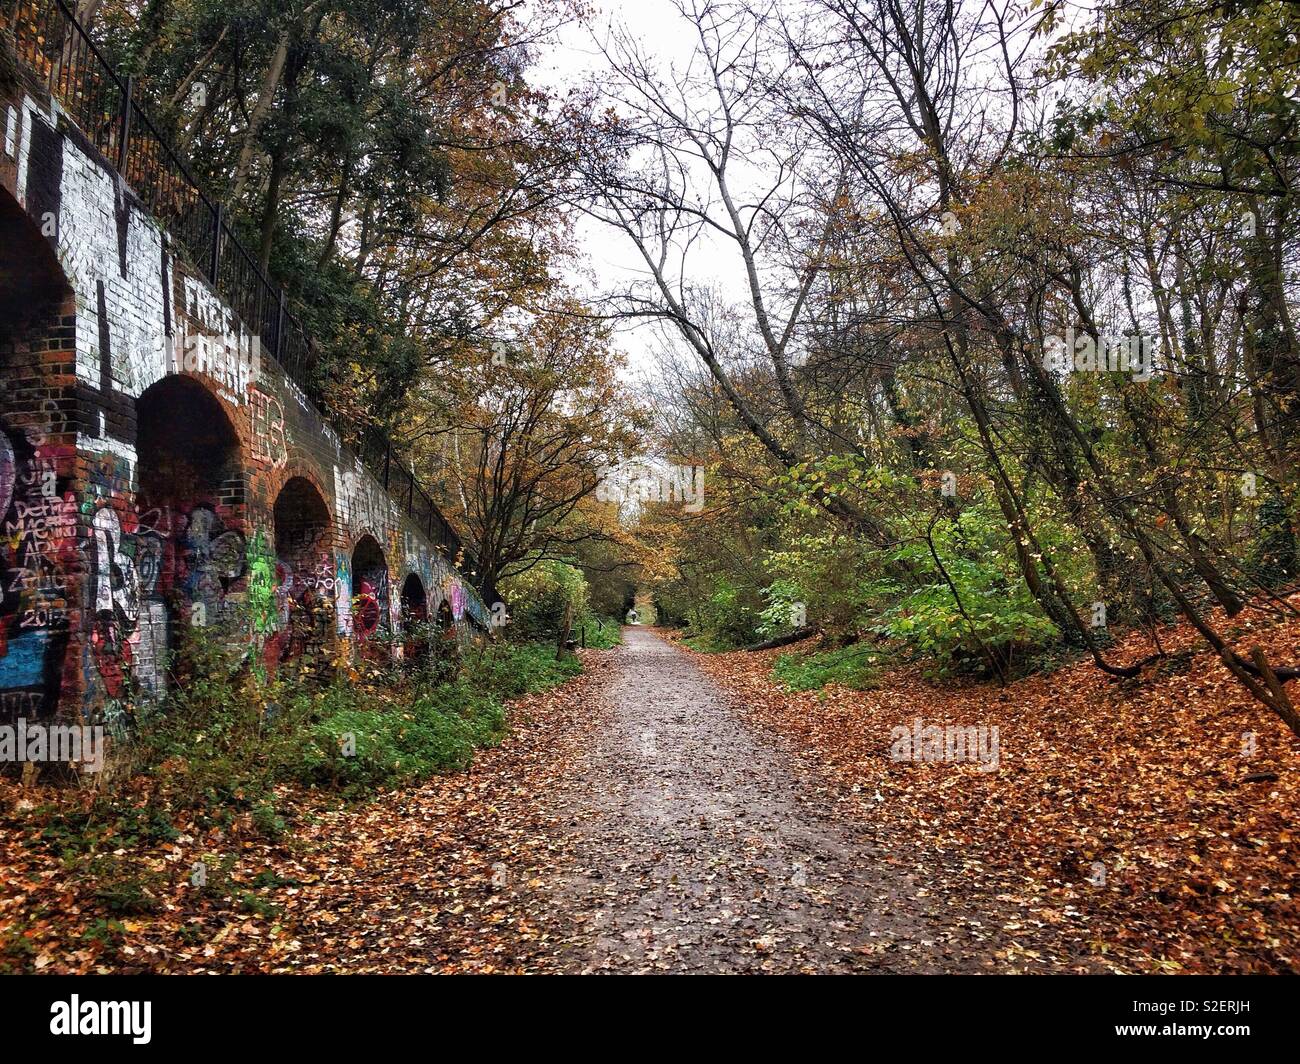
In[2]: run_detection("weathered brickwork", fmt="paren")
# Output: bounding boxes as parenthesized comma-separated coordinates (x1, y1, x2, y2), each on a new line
(1, 68, 486, 725)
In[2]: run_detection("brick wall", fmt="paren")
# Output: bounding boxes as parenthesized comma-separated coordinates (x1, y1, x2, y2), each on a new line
(0, 68, 486, 725)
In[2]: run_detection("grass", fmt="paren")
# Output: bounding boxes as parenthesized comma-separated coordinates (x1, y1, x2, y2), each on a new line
(576, 616, 622, 649)
(0, 626, 590, 973)
(463, 640, 584, 698)
(682, 631, 738, 653)
(13, 633, 583, 884)
(772, 644, 884, 692)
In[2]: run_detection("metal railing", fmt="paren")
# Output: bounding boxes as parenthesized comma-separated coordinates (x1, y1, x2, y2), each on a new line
(3, 0, 477, 576)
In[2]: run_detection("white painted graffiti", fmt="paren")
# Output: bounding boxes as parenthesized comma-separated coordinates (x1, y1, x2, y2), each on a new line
(333, 463, 396, 539)
(172, 275, 261, 398)
(249, 387, 289, 469)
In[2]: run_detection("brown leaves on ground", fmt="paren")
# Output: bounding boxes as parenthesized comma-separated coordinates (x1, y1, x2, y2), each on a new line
(5, 614, 1299, 975)
(679, 610, 1300, 974)
(0, 654, 612, 974)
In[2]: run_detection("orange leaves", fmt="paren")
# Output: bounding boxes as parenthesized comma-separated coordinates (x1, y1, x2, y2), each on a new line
(0, 653, 614, 975)
(688, 612, 1300, 974)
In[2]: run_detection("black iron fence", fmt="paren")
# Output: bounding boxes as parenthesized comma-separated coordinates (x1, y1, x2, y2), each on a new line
(3, 0, 477, 579)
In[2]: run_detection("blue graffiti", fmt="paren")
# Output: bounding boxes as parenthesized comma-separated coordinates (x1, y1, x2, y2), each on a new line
(0, 629, 51, 689)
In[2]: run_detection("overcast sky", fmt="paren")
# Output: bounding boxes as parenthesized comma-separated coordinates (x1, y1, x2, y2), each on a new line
(528, 0, 1096, 387)
(532, 0, 733, 383)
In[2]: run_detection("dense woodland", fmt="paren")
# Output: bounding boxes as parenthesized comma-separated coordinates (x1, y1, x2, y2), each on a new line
(72, 0, 1300, 731)
(3, 0, 1298, 978)
(613, 0, 1300, 736)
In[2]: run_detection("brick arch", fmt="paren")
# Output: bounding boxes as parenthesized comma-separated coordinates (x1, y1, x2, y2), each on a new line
(0, 414, 74, 719)
(263, 461, 334, 529)
(263, 474, 336, 674)
(349, 533, 390, 644)
(348, 526, 388, 553)
(398, 571, 429, 664)
(0, 187, 81, 721)
(0, 184, 76, 440)
(0, 184, 69, 334)
(134, 375, 246, 517)
(118, 375, 250, 701)
(399, 570, 428, 621)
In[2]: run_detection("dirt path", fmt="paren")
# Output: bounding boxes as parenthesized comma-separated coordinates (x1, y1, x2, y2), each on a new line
(248, 627, 1019, 974)
(524, 628, 999, 973)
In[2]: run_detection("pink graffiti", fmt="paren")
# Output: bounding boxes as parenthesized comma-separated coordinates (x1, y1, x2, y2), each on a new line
(353, 580, 382, 640)
(0, 431, 14, 525)
(447, 581, 465, 622)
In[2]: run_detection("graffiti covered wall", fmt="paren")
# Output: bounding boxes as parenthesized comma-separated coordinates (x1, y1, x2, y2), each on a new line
(0, 63, 486, 723)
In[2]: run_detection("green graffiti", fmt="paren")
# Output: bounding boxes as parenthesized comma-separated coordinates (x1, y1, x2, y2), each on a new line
(247, 530, 278, 637)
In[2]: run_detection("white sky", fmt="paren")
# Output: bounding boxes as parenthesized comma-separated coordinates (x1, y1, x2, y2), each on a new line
(531, 0, 743, 382)
(527, 0, 1100, 385)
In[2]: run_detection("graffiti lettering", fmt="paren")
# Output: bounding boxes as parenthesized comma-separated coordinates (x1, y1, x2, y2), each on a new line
(249, 388, 288, 469)
(1, 426, 72, 718)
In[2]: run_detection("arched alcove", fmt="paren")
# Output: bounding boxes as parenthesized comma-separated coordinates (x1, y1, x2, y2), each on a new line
(128, 376, 245, 693)
(350, 534, 389, 643)
(271, 476, 334, 665)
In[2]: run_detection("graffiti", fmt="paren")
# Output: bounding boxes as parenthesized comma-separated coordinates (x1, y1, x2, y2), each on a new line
(0, 432, 13, 555)
(247, 531, 278, 637)
(92, 508, 139, 624)
(333, 463, 395, 539)
(245, 531, 281, 679)
(132, 532, 168, 699)
(0, 83, 495, 720)
(87, 452, 132, 502)
(444, 578, 466, 622)
(172, 275, 260, 398)
(353, 579, 382, 640)
(249, 388, 288, 469)
(87, 505, 164, 700)
(349, 535, 390, 647)
(463, 588, 490, 629)
(335, 554, 352, 635)
(265, 477, 337, 671)
(82, 498, 245, 701)
(178, 505, 246, 614)
(1, 425, 73, 718)
(265, 554, 335, 671)
(275, 555, 335, 615)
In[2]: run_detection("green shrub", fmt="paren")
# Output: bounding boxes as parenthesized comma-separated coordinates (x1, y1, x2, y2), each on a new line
(499, 561, 590, 639)
(681, 631, 736, 653)
(682, 576, 762, 650)
(773, 645, 883, 691)
(1247, 489, 1299, 585)
(877, 577, 1057, 674)
(758, 578, 807, 639)
(575, 614, 622, 649)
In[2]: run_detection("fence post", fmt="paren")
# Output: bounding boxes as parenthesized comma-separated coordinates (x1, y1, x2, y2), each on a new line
(116, 75, 134, 174)
(208, 202, 223, 281)
(275, 286, 287, 362)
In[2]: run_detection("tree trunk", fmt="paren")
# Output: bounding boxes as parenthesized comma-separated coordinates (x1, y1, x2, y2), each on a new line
(555, 602, 574, 661)
(230, 28, 290, 203)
